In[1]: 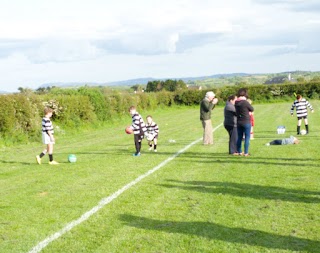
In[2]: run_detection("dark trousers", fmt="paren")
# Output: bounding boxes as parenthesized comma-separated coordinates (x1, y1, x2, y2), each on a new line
(224, 125, 238, 154)
(134, 134, 142, 154)
(270, 140, 282, 145)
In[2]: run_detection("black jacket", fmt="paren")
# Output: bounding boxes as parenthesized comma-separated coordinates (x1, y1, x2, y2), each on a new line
(235, 99, 254, 126)
(224, 101, 237, 127)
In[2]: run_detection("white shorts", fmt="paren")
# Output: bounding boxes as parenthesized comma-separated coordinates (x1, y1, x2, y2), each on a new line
(42, 132, 55, 144)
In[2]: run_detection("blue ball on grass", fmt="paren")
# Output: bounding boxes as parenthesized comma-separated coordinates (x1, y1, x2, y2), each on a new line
(68, 154, 77, 163)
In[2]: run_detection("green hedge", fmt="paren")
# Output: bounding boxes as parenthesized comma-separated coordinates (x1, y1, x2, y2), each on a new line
(0, 94, 41, 143)
(1, 82, 319, 145)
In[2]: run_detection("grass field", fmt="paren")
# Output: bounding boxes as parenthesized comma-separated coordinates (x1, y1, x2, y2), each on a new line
(1, 102, 320, 253)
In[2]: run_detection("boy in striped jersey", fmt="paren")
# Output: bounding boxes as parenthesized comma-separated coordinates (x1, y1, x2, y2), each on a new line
(146, 115, 159, 152)
(129, 106, 147, 156)
(36, 107, 59, 165)
(290, 94, 314, 135)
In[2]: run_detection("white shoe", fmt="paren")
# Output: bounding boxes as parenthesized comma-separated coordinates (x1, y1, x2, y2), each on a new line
(49, 160, 59, 165)
(265, 143, 270, 146)
(154, 149, 157, 152)
(149, 147, 153, 151)
(36, 155, 41, 165)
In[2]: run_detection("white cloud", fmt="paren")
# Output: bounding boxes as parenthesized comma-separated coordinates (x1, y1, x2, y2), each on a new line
(27, 39, 101, 63)
(0, 0, 319, 91)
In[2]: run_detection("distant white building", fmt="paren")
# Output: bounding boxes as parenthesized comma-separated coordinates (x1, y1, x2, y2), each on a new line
(187, 85, 202, 90)
(264, 73, 296, 84)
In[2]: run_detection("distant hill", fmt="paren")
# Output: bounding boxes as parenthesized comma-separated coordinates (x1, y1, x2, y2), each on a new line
(38, 73, 251, 89)
(38, 82, 107, 89)
(37, 71, 320, 90)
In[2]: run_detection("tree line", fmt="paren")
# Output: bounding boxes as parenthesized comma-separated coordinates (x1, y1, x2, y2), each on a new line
(1, 81, 320, 145)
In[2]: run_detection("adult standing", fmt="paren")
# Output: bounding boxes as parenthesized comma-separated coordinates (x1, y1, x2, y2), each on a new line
(200, 91, 218, 145)
(235, 88, 254, 156)
(224, 95, 237, 154)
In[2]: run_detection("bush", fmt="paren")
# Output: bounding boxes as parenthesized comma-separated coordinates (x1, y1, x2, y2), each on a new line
(78, 87, 109, 121)
(174, 90, 203, 105)
(0, 94, 41, 143)
(155, 91, 175, 107)
(48, 95, 97, 127)
(0, 95, 16, 135)
(2, 81, 320, 145)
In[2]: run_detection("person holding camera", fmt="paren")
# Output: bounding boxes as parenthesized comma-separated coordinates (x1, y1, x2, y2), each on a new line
(200, 91, 218, 145)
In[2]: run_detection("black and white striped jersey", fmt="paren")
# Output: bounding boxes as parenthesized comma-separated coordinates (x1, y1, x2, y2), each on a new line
(42, 117, 54, 134)
(290, 98, 313, 118)
(146, 121, 159, 137)
(131, 112, 147, 135)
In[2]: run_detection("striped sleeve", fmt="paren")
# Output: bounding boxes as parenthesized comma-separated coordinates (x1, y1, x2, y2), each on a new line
(306, 100, 313, 111)
(290, 100, 297, 115)
(153, 122, 159, 134)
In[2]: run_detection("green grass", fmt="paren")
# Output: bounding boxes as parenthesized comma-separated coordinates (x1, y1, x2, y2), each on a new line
(1, 102, 320, 253)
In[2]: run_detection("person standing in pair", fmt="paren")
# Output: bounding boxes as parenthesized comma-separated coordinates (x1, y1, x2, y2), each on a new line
(200, 91, 218, 145)
(235, 88, 254, 156)
(224, 95, 237, 154)
(129, 106, 147, 156)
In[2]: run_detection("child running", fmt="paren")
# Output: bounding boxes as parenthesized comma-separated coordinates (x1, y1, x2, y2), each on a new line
(36, 107, 59, 165)
(146, 115, 159, 152)
(129, 106, 147, 156)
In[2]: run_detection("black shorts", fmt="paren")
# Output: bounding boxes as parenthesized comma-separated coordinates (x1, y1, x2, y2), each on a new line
(297, 116, 307, 120)
(134, 133, 144, 141)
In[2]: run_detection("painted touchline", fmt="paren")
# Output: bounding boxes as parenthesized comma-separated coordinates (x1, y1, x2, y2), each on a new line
(29, 123, 223, 253)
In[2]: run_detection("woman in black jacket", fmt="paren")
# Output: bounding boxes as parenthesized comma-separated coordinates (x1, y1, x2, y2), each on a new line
(224, 95, 237, 154)
(235, 88, 254, 156)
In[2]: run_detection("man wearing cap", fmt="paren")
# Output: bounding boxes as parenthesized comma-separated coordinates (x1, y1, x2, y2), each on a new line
(200, 91, 218, 145)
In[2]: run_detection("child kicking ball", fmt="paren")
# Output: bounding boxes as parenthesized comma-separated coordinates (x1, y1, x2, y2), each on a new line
(36, 107, 59, 165)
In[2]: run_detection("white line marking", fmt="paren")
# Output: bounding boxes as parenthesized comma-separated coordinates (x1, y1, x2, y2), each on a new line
(29, 123, 223, 253)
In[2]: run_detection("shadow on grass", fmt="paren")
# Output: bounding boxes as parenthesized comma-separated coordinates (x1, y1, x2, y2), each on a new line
(0, 160, 32, 165)
(63, 149, 320, 168)
(159, 180, 320, 203)
(119, 214, 320, 252)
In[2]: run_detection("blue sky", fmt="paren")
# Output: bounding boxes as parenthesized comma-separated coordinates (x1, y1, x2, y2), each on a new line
(0, 0, 320, 92)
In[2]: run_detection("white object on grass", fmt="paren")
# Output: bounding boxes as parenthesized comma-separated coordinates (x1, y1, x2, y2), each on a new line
(300, 129, 307, 135)
(277, 126, 286, 134)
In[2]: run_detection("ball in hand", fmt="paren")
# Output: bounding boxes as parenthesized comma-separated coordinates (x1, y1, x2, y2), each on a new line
(125, 126, 133, 134)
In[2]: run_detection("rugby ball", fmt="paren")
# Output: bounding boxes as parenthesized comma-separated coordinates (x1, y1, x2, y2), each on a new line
(125, 126, 133, 134)
(68, 154, 77, 163)
(300, 129, 307, 135)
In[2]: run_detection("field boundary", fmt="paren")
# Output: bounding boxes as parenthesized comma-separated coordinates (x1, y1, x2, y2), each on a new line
(28, 123, 223, 253)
